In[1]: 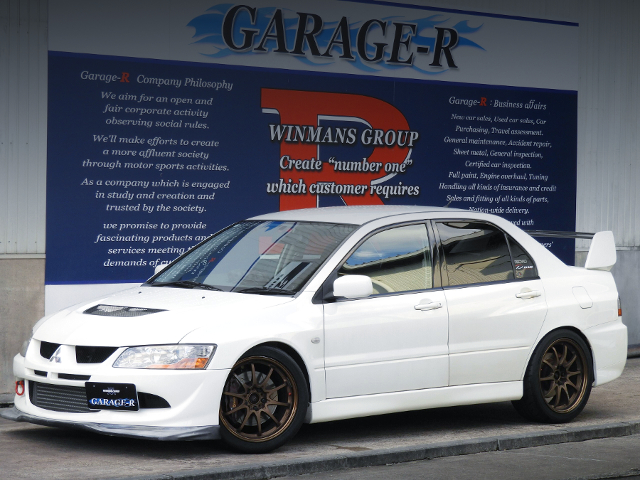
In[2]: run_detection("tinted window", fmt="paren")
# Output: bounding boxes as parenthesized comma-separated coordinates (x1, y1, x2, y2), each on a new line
(436, 222, 513, 286)
(508, 237, 538, 279)
(338, 224, 432, 295)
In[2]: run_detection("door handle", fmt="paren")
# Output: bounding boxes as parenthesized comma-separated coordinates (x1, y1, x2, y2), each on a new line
(414, 301, 443, 311)
(516, 290, 541, 299)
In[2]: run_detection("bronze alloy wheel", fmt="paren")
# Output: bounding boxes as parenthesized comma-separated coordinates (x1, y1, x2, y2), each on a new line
(220, 354, 300, 444)
(538, 337, 588, 414)
(512, 330, 593, 423)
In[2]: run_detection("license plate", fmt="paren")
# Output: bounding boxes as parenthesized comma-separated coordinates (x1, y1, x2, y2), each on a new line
(86, 382, 139, 411)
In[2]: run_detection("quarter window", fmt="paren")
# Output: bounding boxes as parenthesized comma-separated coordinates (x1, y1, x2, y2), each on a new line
(436, 221, 513, 286)
(338, 224, 432, 295)
(508, 237, 538, 279)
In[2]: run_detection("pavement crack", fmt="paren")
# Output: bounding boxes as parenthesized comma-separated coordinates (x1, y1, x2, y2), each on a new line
(510, 451, 606, 462)
(328, 444, 372, 452)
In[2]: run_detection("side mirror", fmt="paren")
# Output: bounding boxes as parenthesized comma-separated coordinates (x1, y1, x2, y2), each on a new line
(333, 275, 373, 299)
(154, 263, 170, 275)
(585, 231, 616, 271)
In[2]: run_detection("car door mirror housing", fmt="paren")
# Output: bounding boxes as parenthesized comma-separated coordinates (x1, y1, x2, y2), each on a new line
(333, 275, 373, 299)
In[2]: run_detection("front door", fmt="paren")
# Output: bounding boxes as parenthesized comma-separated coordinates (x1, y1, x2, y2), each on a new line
(323, 223, 449, 398)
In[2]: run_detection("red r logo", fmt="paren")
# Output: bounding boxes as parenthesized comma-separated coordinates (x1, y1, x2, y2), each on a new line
(261, 89, 412, 211)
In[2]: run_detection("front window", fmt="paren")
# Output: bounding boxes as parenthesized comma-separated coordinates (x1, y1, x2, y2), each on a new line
(338, 224, 432, 295)
(150, 221, 356, 294)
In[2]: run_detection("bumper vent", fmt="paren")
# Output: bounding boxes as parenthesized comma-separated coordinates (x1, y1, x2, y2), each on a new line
(138, 392, 171, 409)
(138, 392, 171, 408)
(28, 381, 170, 412)
(58, 373, 91, 381)
(76, 346, 118, 364)
(28, 381, 94, 413)
(40, 341, 60, 360)
(84, 304, 166, 317)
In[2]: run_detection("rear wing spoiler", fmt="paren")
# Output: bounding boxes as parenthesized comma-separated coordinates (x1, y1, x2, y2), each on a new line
(525, 230, 616, 271)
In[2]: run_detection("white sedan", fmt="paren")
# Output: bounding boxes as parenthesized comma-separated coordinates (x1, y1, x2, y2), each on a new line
(3, 206, 627, 453)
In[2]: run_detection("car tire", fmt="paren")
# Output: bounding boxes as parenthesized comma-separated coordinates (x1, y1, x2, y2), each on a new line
(219, 346, 308, 453)
(512, 329, 593, 423)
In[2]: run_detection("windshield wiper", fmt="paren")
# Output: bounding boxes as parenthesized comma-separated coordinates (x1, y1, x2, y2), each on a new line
(235, 287, 297, 295)
(152, 280, 222, 291)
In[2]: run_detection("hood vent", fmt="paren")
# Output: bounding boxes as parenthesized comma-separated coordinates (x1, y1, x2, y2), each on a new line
(83, 304, 166, 317)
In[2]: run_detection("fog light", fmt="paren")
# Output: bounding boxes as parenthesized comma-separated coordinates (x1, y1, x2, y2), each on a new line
(15, 380, 25, 396)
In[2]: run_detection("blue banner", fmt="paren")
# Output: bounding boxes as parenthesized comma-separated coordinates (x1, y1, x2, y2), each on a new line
(46, 51, 576, 284)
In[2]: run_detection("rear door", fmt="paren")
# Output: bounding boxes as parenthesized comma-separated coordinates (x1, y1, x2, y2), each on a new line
(434, 221, 547, 386)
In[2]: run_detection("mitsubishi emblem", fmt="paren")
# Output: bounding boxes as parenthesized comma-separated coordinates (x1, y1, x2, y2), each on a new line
(50, 346, 62, 363)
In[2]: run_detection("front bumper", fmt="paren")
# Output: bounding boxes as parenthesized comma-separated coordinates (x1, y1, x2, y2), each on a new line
(12, 345, 231, 437)
(0, 406, 220, 440)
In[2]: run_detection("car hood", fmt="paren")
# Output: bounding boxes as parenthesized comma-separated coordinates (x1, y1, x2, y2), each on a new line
(33, 286, 294, 347)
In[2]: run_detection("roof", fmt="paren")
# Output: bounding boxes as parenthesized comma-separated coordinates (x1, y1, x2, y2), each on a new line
(249, 205, 466, 225)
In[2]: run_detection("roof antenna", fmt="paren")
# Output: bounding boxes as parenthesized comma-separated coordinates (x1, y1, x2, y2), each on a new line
(444, 199, 452, 208)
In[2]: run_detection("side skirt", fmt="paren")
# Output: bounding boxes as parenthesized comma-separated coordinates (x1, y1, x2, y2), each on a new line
(308, 381, 523, 424)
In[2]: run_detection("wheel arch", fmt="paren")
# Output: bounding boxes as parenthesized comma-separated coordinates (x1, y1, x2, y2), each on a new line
(531, 326, 596, 383)
(246, 341, 312, 401)
(513, 325, 595, 423)
(219, 341, 311, 452)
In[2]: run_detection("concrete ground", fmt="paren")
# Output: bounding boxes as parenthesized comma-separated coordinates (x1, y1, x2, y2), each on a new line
(0, 358, 639, 480)
(276, 434, 640, 480)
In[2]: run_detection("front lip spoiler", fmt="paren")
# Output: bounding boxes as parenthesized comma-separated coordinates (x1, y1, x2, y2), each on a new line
(0, 406, 220, 441)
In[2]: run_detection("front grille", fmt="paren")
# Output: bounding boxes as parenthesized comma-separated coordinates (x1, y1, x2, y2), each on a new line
(34, 370, 47, 377)
(40, 341, 60, 360)
(28, 381, 170, 412)
(29, 381, 94, 413)
(76, 346, 118, 363)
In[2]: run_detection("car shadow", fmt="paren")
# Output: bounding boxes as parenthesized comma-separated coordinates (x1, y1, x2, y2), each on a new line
(1, 401, 534, 459)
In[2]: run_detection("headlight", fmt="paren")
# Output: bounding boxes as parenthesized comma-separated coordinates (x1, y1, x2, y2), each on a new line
(113, 344, 216, 369)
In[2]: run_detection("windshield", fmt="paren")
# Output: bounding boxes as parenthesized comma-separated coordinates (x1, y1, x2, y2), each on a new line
(150, 220, 357, 294)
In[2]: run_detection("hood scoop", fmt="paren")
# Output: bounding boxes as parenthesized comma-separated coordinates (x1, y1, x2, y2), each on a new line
(84, 304, 166, 317)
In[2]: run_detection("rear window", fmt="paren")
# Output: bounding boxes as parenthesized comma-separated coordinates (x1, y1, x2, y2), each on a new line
(436, 221, 514, 286)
